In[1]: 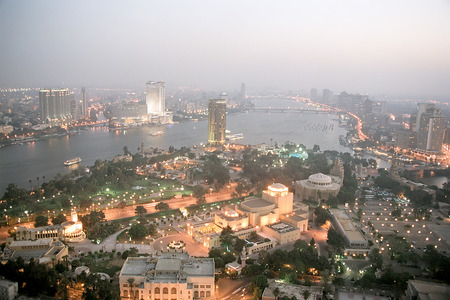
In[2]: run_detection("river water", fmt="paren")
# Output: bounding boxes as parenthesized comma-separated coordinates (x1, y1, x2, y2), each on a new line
(2, 97, 410, 196)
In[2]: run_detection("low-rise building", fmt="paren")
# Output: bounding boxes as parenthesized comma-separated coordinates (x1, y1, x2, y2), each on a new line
(295, 173, 342, 205)
(0, 279, 18, 300)
(263, 222, 301, 245)
(119, 251, 215, 300)
(330, 209, 369, 255)
(2, 238, 68, 265)
(404, 280, 450, 300)
(15, 211, 85, 243)
(262, 280, 323, 300)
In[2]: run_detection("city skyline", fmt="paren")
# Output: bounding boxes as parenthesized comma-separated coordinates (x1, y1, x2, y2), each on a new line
(0, 1, 449, 98)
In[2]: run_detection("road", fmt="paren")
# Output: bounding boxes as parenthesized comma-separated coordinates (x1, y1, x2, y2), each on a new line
(301, 223, 329, 257)
(0, 189, 234, 242)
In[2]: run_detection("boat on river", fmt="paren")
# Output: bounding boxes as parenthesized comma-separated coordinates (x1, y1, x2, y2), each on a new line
(150, 131, 164, 136)
(64, 157, 82, 166)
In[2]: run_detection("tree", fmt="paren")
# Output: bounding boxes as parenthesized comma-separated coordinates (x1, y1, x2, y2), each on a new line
(273, 287, 280, 298)
(52, 213, 67, 225)
(357, 208, 363, 221)
(392, 208, 402, 217)
(193, 185, 207, 205)
(368, 248, 383, 270)
(34, 215, 49, 227)
(123, 146, 131, 156)
(128, 224, 149, 240)
(155, 202, 169, 211)
(326, 228, 347, 252)
(314, 206, 331, 226)
(234, 238, 247, 252)
(251, 275, 268, 300)
(148, 223, 157, 236)
(127, 277, 135, 300)
(135, 206, 147, 218)
(220, 226, 235, 250)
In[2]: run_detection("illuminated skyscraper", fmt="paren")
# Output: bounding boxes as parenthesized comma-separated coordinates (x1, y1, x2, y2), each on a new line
(81, 87, 87, 118)
(39, 88, 72, 122)
(146, 81, 165, 116)
(417, 106, 445, 151)
(208, 99, 226, 146)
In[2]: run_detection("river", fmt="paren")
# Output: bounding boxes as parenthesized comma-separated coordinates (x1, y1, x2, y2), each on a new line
(0, 98, 350, 195)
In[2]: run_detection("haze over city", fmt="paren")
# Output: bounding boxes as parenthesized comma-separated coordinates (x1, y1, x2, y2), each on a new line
(1, 0, 450, 97)
(2, 1, 450, 300)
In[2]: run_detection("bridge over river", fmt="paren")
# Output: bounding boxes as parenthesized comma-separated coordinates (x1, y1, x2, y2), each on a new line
(250, 107, 337, 113)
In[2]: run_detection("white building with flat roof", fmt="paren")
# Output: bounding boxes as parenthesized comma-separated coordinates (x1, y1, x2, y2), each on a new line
(119, 251, 215, 300)
(330, 209, 369, 255)
(0, 279, 18, 300)
(146, 81, 165, 116)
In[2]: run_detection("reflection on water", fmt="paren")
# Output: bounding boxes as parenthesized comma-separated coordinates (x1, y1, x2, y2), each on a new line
(0, 99, 351, 195)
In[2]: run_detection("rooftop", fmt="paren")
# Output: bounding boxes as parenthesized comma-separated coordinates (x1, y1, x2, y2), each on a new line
(408, 280, 450, 300)
(268, 222, 299, 233)
(9, 238, 53, 248)
(330, 209, 366, 243)
(241, 197, 275, 209)
(156, 259, 182, 272)
(308, 173, 332, 184)
(120, 252, 215, 280)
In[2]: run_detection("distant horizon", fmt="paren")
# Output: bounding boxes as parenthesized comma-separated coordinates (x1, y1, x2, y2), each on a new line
(1, 84, 449, 102)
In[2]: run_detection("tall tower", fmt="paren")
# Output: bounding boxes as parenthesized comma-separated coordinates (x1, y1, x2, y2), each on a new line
(417, 107, 446, 151)
(146, 81, 165, 116)
(311, 88, 318, 102)
(241, 246, 247, 269)
(208, 99, 226, 146)
(81, 87, 87, 118)
(415, 103, 435, 133)
(323, 89, 332, 104)
(240, 83, 246, 99)
(39, 88, 72, 122)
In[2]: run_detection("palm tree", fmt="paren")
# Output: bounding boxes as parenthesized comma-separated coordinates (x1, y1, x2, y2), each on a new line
(273, 287, 280, 299)
(302, 289, 311, 300)
(127, 278, 135, 300)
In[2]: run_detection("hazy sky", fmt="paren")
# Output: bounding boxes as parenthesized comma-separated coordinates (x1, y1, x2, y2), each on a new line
(1, 0, 449, 97)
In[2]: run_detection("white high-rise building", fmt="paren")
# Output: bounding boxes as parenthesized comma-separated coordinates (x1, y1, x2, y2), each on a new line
(415, 103, 435, 133)
(146, 81, 165, 116)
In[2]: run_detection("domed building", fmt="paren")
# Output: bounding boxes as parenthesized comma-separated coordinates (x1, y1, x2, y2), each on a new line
(190, 183, 309, 251)
(15, 211, 85, 243)
(294, 173, 342, 204)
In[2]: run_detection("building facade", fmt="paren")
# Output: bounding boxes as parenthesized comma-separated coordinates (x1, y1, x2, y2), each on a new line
(119, 252, 215, 300)
(417, 106, 445, 151)
(189, 184, 308, 251)
(207, 99, 226, 146)
(294, 173, 342, 204)
(81, 87, 87, 118)
(146, 81, 165, 116)
(15, 212, 85, 243)
(330, 209, 369, 255)
(39, 88, 73, 122)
